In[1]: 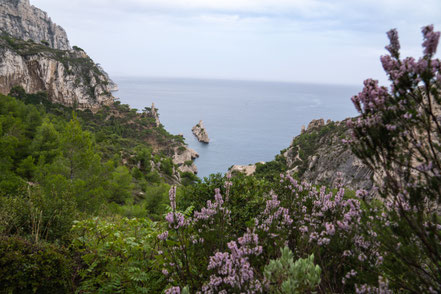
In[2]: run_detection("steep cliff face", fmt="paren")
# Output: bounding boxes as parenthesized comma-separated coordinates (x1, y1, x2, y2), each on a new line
(172, 146, 199, 174)
(280, 119, 373, 191)
(0, 0, 70, 50)
(249, 118, 373, 191)
(0, 0, 199, 178)
(0, 0, 117, 110)
(0, 35, 116, 111)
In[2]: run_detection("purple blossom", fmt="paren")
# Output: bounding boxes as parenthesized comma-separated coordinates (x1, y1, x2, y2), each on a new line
(165, 286, 181, 294)
(325, 222, 335, 236)
(166, 212, 186, 229)
(385, 28, 400, 57)
(422, 25, 440, 56)
(158, 231, 169, 240)
(169, 186, 177, 211)
(204, 230, 263, 293)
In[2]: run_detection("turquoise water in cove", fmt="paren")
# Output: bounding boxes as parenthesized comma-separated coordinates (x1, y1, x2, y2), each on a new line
(113, 77, 360, 178)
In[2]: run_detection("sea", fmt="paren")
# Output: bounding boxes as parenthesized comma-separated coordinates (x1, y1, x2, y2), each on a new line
(113, 77, 360, 178)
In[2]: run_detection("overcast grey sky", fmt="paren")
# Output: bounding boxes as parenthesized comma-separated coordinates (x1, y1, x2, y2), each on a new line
(32, 0, 441, 85)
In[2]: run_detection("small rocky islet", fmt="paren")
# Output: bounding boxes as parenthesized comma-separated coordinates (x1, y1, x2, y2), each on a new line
(192, 120, 210, 143)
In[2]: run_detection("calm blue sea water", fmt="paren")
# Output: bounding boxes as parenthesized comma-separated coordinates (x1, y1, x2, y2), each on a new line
(113, 77, 360, 178)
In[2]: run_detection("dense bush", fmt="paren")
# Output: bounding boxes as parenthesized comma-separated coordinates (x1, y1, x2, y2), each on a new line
(71, 217, 164, 293)
(0, 186, 77, 243)
(0, 236, 74, 293)
(156, 174, 376, 293)
(264, 247, 321, 294)
(347, 25, 441, 292)
(1, 25, 440, 294)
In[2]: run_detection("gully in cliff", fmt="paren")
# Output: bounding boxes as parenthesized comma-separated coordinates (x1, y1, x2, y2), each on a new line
(192, 120, 210, 143)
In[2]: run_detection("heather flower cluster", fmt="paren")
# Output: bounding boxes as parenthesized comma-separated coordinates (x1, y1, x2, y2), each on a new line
(157, 27, 441, 292)
(254, 191, 293, 249)
(165, 186, 188, 230)
(273, 174, 382, 290)
(201, 229, 263, 293)
(158, 185, 233, 290)
(193, 188, 230, 225)
(347, 25, 441, 292)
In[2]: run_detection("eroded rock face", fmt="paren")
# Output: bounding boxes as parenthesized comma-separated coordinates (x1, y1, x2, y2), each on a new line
(172, 146, 199, 174)
(229, 163, 264, 176)
(0, 0, 70, 50)
(149, 103, 161, 127)
(307, 118, 325, 131)
(0, 40, 116, 111)
(192, 120, 210, 143)
(234, 117, 373, 191)
(283, 118, 373, 191)
(0, 1, 117, 110)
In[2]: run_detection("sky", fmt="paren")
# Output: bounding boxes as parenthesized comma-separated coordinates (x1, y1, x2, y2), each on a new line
(31, 0, 441, 86)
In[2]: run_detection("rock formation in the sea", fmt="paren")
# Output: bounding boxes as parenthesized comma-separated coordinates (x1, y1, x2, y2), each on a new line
(0, 0, 70, 50)
(192, 120, 210, 143)
(172, 146, 199, 174)
(0, 0, 117, 111)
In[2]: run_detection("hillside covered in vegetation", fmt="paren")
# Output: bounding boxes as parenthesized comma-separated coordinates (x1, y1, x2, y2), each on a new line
(1, 1, 441, 293)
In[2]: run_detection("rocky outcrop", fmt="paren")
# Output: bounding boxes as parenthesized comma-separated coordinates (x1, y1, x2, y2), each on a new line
(282, 119, 373, 191)
(192, 120, 210, 143)
(0, 0, 200, 181)
(172, 146, 199, 174)
(307, 118, 325, 131)
(0, 0, 70, 50)
(148, 103, 161, 127)
(229, 163, 265, 176)
(0, 37, 116, 111)
(0, 1, 117, 111)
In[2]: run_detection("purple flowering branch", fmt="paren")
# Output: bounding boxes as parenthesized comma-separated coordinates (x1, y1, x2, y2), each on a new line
(347, 25, 441, 292)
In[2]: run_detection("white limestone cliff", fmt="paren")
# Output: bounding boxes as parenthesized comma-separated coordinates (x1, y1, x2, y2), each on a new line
(0, 0, 70, 50)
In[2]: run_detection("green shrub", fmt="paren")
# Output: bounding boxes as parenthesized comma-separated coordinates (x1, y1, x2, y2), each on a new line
(72, 217, 164, 293)
(180, 171, 199, 186)
(72, 46, 84, 51)
(264, 247, 321, 294)
(160, 157, 174, 176)
(0, 236, 74, 293)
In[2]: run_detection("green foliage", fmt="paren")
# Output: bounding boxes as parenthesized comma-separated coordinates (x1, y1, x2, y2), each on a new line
(72, 45, 84, 51)
(264, 247, 321, 294)
(254, 154, 287, 181)
(160, 157, 174, 176)
(144, 183, 170, 220)
(72, 217, 164, 293)
(0, 186, 77, 243)
(106, 166, 134, 204)
(177, 173, 268, 234)
(0, 236, 74, 293)
(180, 171, 199, 186)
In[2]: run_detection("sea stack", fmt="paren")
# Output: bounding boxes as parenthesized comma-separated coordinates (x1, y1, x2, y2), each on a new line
(150, 103, 161, 127)
(192, 120, 210, 143)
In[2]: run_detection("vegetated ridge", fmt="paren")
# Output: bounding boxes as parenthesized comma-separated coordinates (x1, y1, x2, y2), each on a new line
(250, 118, 373, 191)
(0, 0, 199, 180)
